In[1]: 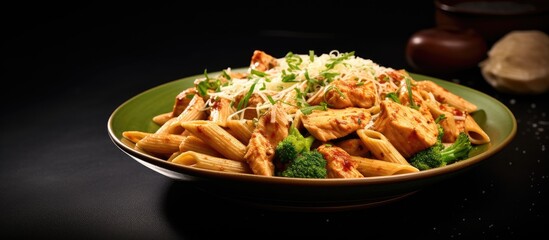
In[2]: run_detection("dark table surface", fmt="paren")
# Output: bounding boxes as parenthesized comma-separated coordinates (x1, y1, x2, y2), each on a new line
(2, 2, 548, 239)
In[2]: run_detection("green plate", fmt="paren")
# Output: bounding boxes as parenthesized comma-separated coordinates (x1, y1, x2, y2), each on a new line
(107, 70, 517, 211)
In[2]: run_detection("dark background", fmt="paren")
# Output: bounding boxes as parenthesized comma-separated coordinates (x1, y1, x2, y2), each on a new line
(2, 1, 547, 239)
(3, 1, 435, 106)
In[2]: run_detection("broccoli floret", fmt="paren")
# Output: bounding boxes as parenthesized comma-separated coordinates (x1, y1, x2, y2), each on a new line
(274, 126, 326, 178)
(275, 139, 299, 164)
(275, 126, 315, 164)
(410, 132, 472, 170)
(439, 132, 473, 162)
(279, 150, 327, 179)
(409, 143, 444, 170)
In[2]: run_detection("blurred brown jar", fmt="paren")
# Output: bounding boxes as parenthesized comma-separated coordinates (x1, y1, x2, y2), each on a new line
(405, 27, 487, 76)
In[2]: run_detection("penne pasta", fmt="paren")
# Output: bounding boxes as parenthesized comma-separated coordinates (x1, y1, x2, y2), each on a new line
(122, 131, 150, 144)
(179, 135, 223, 158)
(154, 117, 177, 134)
(170, 151, 252, 174)
(208, 97, 234, 127)
(464, 113, 491, 144)
(181, 120, 247, 162)
(161, 94, 207, 134)
(366, 105, 381, 115)
(152, 112, 172, 126)
(224, 119, 255, 145)
(167, 151, 181, 162)
(351, 156, 419, 176)
(356, 129, 410, 165)
(135, 133, 186, 158)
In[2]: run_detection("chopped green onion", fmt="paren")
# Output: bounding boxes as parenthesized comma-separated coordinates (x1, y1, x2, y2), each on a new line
(203, 69, 210, 80)
(386, 92, 400, 104)
(221, 70, 232, 81)
(405, 77, 419, 110)
(320, 71, 339, 83)
(281, 70, 297, 82)
(300, 102, 328, 115)
(237, 79, 258, 110)
(293, 88, 306, 108)
(196, 69, 224, 96)
(324, 85, 345, 102)
(197, 81, 209, 96)
(435, 114, 446, 123)
(325, 51, 354, 69)
(266, 95, 276, 105)
(285, 52, 303, 71)
(250, 69, 268, 77)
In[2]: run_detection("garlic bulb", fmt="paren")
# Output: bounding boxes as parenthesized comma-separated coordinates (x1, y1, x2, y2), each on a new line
(479, 30, 549, 94)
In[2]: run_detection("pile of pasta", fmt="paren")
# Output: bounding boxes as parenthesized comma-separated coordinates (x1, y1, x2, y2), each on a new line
(122, 50, 490, 178)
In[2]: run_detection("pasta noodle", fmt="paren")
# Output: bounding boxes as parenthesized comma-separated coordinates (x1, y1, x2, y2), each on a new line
(136, 133, 185, 159)
(122, 131, 150, 143)
(351, 156, 420, 176)
(356, 129, 410, 165)
(208, 97, 234, 127)
(223, 120, 255, 145)
(120, 50, 492, 178)
(170, 151, 251, 173)
(180, 120, 247, 162)
(161, 94, 207, 134)
(178, 135, 224, 158)
(464, 113, 491, 144)
(152, 112, 172, 126)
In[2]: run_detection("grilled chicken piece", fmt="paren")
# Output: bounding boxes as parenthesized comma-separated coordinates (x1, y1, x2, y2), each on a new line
(334, 138, 371, 158)
(415, 80, 477, 112)
(225, 71, 248, 80)
(424, 100, 461, 143)
(234, 90, 279, 120)
(397, 84, 432, 119)
(375, 69, 408, 97)
(244, 132, 275, 176)
(250, 50, 279, 72)
(234, 93, 265, 119)
(255, 103, 290, 147)
(437, 110, 459, 143)
(171, 87, 198, 118)
(454, 117, 466, 138)
(317, 144, 364, 178)
(244, 103, 290, 176)
(308, 79, 377, 109)
(372, 100, 439, 158)
(301, 107, 370, 142)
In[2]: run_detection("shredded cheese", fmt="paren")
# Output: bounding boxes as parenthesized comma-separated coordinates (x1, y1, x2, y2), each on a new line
(202, 50, 405, 121)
